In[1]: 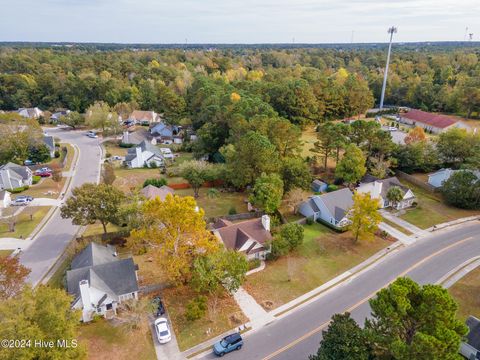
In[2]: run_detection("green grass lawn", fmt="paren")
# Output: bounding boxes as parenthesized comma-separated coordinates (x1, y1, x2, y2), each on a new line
(0, 206, 51, 239)
(381, 216, 413, 236)
(0, 250, 13, 258)
(449, 266, 480, 321)
(114, 168, 184, 193)
(398, 180, 480, 229)
(243, 222, 391, 310)
(174, 188, 248, 218)
(22, 177, 67, 199)
(82, 222, 124, 237)
(102, 140, 128, 158)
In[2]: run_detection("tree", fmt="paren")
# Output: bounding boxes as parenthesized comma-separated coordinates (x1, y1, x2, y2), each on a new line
(85, 101, 119, 134)
(50, 163, 63, 192)
(60, 111, 84, 129)
(347, 192, 381, 243)
(249, 173, 284, 214)
(335, 144, 366, 187)
(284, 188, 310, 214)
(0, 256, 30, 300)
(394, 142, 439, 174)
(386, 186, 404, 208)
(129, 195, 219, 284)
(177, 160, 218, 198)
(60, 183, 125, 235)
(441, 170, 480, 209)
(102, 162, 116, 185)
(309, 313, 371, 360)
(366, 277, 468, 360)
(280, 157, 312, 192)
(436, 128, 478, 168)
(28, 144, 51, 164)
(312, 122, 337, 170)
(405, 126, 427, 144)
(278, 222, 304, 250)
(0, 286, 86, 359)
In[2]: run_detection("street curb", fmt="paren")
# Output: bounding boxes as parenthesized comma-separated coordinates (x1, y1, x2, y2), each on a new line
(426, 215, 480, 232)
(437, 256, 480, 288)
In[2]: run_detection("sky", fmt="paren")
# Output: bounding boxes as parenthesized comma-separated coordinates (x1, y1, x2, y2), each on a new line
(0, 0, 479, 43)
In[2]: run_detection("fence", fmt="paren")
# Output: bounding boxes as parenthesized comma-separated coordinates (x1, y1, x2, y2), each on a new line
(219, 210, 264, 222)
(395, 170, 438, 193)
(168, 179, 224, 190)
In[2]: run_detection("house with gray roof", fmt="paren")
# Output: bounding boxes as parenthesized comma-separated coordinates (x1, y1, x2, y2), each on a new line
(66, 242, 139, 322)
(356, 176, 415, 210)
(460, 316, 480, 359)
(298, 188, 354, 230)
(124, 140, 165, 168)
(0, 162, 33, 190)
(17, 107, 43, 119)
(43, 135, 56, 158)
(428, 168, 480, 188)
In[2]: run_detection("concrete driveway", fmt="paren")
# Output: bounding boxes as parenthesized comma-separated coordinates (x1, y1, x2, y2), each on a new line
(150, 315, 184, 360)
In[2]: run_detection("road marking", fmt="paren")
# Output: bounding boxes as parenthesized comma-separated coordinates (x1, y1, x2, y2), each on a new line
(262, 236, 474, 360)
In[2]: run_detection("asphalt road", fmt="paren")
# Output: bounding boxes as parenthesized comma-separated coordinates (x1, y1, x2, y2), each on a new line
(199, 221, 480, 360)
(19, 128, 102, 286)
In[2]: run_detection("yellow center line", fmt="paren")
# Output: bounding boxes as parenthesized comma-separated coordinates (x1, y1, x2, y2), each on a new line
(262, 236, 474, 360)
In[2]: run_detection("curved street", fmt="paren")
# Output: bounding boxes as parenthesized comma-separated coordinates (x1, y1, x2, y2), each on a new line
(18, 128, 102, 286)
(197, 221, 480, 360)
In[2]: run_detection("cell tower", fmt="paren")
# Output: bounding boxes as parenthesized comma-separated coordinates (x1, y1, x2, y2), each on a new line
(379, 26, 397, 110)
(469, 33, 474, 41)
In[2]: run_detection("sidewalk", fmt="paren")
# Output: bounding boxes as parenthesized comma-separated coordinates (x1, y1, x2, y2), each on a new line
(380, 210, 429, 238)
(379, 222, 416, 245)
(233, 287, 274, 330)
(0, 237, 32, 250)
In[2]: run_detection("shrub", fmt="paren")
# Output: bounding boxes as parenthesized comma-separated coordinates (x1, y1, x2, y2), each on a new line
(207, 188, 220, 199)
(306, 217, 314, 225)
(32, 175, 41, 184)
(119, 143, 135, 148)
(185, 296, 207, 321)
(228, 206, 237, 215)
(8, 186, 28, 193)
(143, 178, 167, 188)
(327, 184, 339, 192)
(54, 150, 60, 158)
(105, 152, 112, 158)
(149, 161, 158, 169)
(248, 258, 261, 271)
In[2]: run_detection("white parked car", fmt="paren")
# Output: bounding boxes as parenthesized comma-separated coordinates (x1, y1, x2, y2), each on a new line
(154, 318, 171, 344)
(12, 198, 29, 206)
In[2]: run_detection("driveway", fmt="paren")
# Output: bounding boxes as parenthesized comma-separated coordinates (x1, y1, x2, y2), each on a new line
(18, 128, 102, 286)
(150, 316, 184, 360)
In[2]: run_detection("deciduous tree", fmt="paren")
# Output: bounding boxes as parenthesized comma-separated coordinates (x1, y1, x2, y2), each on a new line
(0, 256, 30, 300)
(441, 170, 480, 209)
(249, 173, 284, 214)
(405, 126, 427, 144)
(335, 144, 366, 187)
(177, 160, 219, 198)
(347, 192, 381, 243)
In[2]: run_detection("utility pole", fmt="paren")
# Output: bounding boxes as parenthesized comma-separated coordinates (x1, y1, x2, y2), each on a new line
(379, 26, 397, 109)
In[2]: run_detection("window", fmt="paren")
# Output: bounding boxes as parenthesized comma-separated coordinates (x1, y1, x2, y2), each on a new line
(106, 303, 112, 310)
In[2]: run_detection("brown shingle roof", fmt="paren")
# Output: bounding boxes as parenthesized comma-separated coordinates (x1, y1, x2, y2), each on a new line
(403, 109, 457, 129)
(140, 185, 174, 201)
(214, 218, 272, 254)
(129, 110, 157, 122)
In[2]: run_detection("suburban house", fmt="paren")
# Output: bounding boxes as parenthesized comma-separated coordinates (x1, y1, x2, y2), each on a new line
(124, 140, 165, 168)
(159, 147, 174, 160)
(150, 123, 181, 144)
(399, 109, 470, 134)
(66, 243, 139, 323)
(298, 188, 354, 230)
(140, 184, 174, 201)
(17, 107, 43, 119)
(428, 168, 480, 188)
(128, 110, 161, 125)
(311, 179, 328, 193)
(356, 176, 415, 210)
(121, 128, 150, 145)
(51, 109, 70, 122)
(212, 215, 272, 260)
(0, 190, 11, 208)
(0, 163, 33, 190)
(460, 316, 480, 359)
(43, 135, 56, 158)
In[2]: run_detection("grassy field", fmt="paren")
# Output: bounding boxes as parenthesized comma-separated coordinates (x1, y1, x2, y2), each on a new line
(243, 222, 391, 310)
(301, 125, 317, 158)
(162, 285, 248, 351)
(78, 318, 156, 360)
(398, 180, 480, 229)
(175, 188, 248, 218)
(113, 168, 184, 192)
(22, 176, 67, 199)
(449, 266, 480, 321)
(0, 206, 51, 239)
(82, 222, 124, 237)
(102, 140, 129, 157)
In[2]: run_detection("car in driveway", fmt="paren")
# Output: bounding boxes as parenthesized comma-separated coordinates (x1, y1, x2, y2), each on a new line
(152, 296, 166, 317)
(12, 197, 29, 206)
(16, 195, 33, 202)
(35, 167, 52, 177)
(213, 333, 243, 357)
(154, 317, 171, 344)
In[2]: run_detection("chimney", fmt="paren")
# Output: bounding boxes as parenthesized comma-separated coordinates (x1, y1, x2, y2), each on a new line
(135, 146, 143, 165)
(79, 280, 92, 311)
(123, 131, 129, 144)
(261, 215, 270, 232)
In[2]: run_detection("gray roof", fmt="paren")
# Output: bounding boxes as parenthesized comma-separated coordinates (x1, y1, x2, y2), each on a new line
(126, 140, 163, 160)
(378, 177, 411, 199)
(43, 136, 55, 151)
(318, 188, 354, 222)
(0, 162, 30, 180)
(70, 242, 118, 269)
(466, 316, 480, 350)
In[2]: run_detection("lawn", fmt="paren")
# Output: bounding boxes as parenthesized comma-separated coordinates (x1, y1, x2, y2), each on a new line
(78, 318, 156, 360)
(102, 140, 128, 157)
(22, 176, 67, 199)
(82, 222, 124, 237)
(449, 266, 480, 321)
(301, 125, 317, 158)
(45, 142, 75, 171)
(162, 285, 248, 351)
(0, 206, 51, 239)
(381, 216, 413, 236)
(243, 222, 392, 310)
(398, 180, 480, 229)
(174, 188, 248, 219)
(113, 168, 184, 192)
(0, 250, 13, 258)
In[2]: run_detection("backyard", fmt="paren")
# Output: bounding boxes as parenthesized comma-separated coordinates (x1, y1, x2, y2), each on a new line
(243, 222, 392, 310)
(0, 206, 51, 239)
(113, 168, 184, 192)
(398, 179, 480, 229)
(449, 266, 480, 321)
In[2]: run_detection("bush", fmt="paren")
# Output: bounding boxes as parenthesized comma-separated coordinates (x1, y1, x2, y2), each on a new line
(306, 217, 314, 225)
(54, 150, 60, 158)
(327, 184, 339, 192)
(105, 152, 112, 159)
(185, 296, 207, 321)
(32, 175, 41, 184)
(143, 178, 167, 188)
(228, 206, 237, 215)
(248, 258, 261, 271)
(119, 143, 135, 148)
(8, 186, 29, 193)
(149, 161, 158, 169)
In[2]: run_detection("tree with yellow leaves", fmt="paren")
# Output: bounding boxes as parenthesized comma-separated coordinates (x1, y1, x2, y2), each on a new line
(405, 126, 427, 144)
(129, 195, 219, 284)
(347, 192, 381, 243)
(230, 92, 241, 102)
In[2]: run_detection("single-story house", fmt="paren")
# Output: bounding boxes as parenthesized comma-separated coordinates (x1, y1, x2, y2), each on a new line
(298, 188, 354, 230)
(460, 316, 480, 359)
(428, 168, 480, 188)
(0, 190, 11, 208)
(17, 107, 43, 119)
(140, 184, 174, 201)
(399, 109, 470, 134)
(124, 140, 165, 168)
(212, 215, 272, 260)
(311, 179, 328, 193)
(51, 110, 70, 122)
(66, 242, 139, 323)
(43, 135, 56, 158)
(0, 162, 33, 190)
(128, 110, 161, 125)
(356, 176, 415, 210)
(121, 128, 150, 145)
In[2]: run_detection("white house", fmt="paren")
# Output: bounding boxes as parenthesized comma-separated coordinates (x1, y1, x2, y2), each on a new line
(0, 190, 11, 208)
(129, 110, 161, 125)
(124, 140, 165, 168)
(298, 188, 354, 230)
(356, 176, 415, 210)
(17, 107, 44, 119)
(0, 163, 33, 190)
(66, 243, 139, 323)
(428, 168, 480, 188)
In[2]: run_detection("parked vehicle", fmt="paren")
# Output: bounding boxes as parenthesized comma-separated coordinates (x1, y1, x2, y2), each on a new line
(15, 195, 33, 202)
(154, 318, 171, 344)
(12, 198, 29, 206)
(213, 333, 243, 357)
(86, 131, 98, 138)
(24, 159, 35, 166)
(152, 296, 166, 317)
(35, 167, 52, 177)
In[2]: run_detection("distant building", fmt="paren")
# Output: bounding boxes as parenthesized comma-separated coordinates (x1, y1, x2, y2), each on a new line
(17, 107, 44, 119)
(43, 135, 56, 158)
(399, 109, 470, 134)
(150, 122, 181, 144)
(51, 110, 70, 122)
(356, 176, 415, 210)
(0, 190, 11, 208)
(124, 140, 165, 168)
(311, 179, 328, 193)
(128, 110, 160, 124)
(428, 168, 480, 188)
(0, 163, 33, 190)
